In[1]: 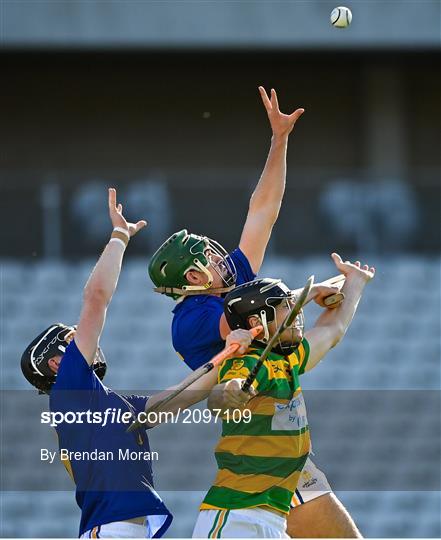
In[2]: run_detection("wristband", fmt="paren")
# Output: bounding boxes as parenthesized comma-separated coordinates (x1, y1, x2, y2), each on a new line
(109, 238, 127, 249)
(111, 227, 129, 247)
(113, 227, 130, 240)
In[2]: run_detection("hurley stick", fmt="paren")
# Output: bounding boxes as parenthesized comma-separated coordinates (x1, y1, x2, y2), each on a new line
(127, 325, 263, 432)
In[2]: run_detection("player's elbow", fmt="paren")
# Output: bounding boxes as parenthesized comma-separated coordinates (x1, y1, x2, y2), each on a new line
(251, 195, 280, 216)
(330, 322, 346, 347)
(83, 286, 109, 309)
(247, 202, 280, 230)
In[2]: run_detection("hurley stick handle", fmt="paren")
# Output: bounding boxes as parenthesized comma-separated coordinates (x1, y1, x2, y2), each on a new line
(127, 325, 262, 433)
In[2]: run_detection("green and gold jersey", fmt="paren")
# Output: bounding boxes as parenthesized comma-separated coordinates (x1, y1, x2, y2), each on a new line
(201, 339, 311, 515)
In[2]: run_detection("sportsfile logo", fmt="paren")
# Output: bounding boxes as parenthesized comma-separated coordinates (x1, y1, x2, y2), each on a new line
(41, 408, 136, 428)
(41, 407, 251, 427)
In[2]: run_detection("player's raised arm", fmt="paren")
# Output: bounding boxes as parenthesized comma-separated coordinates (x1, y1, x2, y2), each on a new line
(303, 253, 375, 372)
(239, 87, 304, 274)
(75, 188, 147, 365)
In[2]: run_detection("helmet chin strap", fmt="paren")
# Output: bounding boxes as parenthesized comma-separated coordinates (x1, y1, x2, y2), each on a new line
(255, 309, 300, 355)
(275, 320, 302, 355)
(181, 259, 214, 291)
(155, 258, 235, 297)
(154, 284, 235, 297)
(259, 310, 270, 343)
(182, 258, 236, 295)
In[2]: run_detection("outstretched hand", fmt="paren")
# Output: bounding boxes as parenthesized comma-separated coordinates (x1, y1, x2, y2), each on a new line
(331, 253, 375, 283)
(108, 188, 147, 238)
(259, 86, 304, 138)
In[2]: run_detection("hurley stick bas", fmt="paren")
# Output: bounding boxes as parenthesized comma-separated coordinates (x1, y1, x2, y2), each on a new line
(241, 275, 315, 393)
(291, 273, 345, 308)
(321, 274, 345, 306)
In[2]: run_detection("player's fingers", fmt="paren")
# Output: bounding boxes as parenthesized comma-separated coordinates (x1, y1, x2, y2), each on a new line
(324, 292, 345, 308)
(248, 386, 257, 398)
(135, 220, 147, 232)
(226, 383, 248, 401)
(108, 188, 116, 209)
(237, 391, 249, 402)
(227, 395, 245, 408)
(319, 284, 339, 293)
(249, 325, 263, 339)
(117, 203, 122, 213)
(235, 345, 246, 355)
(331, 252, 345, 269)
(239, 390, 251, 403)
(270, 88, 279, 111)
(289, 108, 305, 122)
(355, 261, 361, 267)
(370, 267, 376, 274)
(362, 264, 369, 270)
(258, 86, 272, 111)
(324, 287, 340, 297)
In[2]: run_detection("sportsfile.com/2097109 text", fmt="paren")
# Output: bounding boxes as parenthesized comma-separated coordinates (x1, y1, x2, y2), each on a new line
(40, 407, 251, 427)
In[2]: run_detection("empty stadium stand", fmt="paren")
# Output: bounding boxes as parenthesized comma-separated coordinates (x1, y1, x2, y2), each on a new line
(1, 256, 440, 537)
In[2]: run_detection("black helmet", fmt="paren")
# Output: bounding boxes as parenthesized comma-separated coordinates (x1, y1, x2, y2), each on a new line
(224, 278, 304, 355)
(21, 323, 107, 394)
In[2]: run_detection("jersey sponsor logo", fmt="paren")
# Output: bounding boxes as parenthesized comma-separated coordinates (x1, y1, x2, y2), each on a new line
(226, 359, 250, 378)
(232, 359, 244, 370)
(300, 468, 317, 489)
(272, 393, 308, 431)
(268, 360, 292, 380)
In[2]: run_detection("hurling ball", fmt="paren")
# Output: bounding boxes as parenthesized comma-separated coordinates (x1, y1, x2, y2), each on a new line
(330, 6, 352, 28)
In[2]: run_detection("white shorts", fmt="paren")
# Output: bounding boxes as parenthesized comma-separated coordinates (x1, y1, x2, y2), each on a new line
(192, 507, 289, 538)
(291, 457, 332, 506)
(80, 515, 166, 538)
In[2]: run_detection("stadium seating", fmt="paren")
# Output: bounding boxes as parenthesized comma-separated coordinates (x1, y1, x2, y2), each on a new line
(1, 256, 440, 538)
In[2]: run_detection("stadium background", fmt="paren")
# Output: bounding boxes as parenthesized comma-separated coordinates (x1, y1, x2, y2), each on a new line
(1, 1, 440, 537)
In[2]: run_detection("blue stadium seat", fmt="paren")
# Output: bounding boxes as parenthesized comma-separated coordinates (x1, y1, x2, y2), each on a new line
(1, 256, 440, 538)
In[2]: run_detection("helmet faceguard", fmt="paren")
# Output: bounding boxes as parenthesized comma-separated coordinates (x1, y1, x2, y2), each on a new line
(21, 323, 107, 394)
(224, 278, 304, 355)
(148, 229, 237, 299)
(265, 294, 305, 356)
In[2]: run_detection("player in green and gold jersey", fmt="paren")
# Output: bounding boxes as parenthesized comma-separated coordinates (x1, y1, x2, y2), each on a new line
(193, 253, 375, 538)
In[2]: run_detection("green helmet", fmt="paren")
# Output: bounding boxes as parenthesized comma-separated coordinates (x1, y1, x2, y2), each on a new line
(148, 229, 237, 300)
